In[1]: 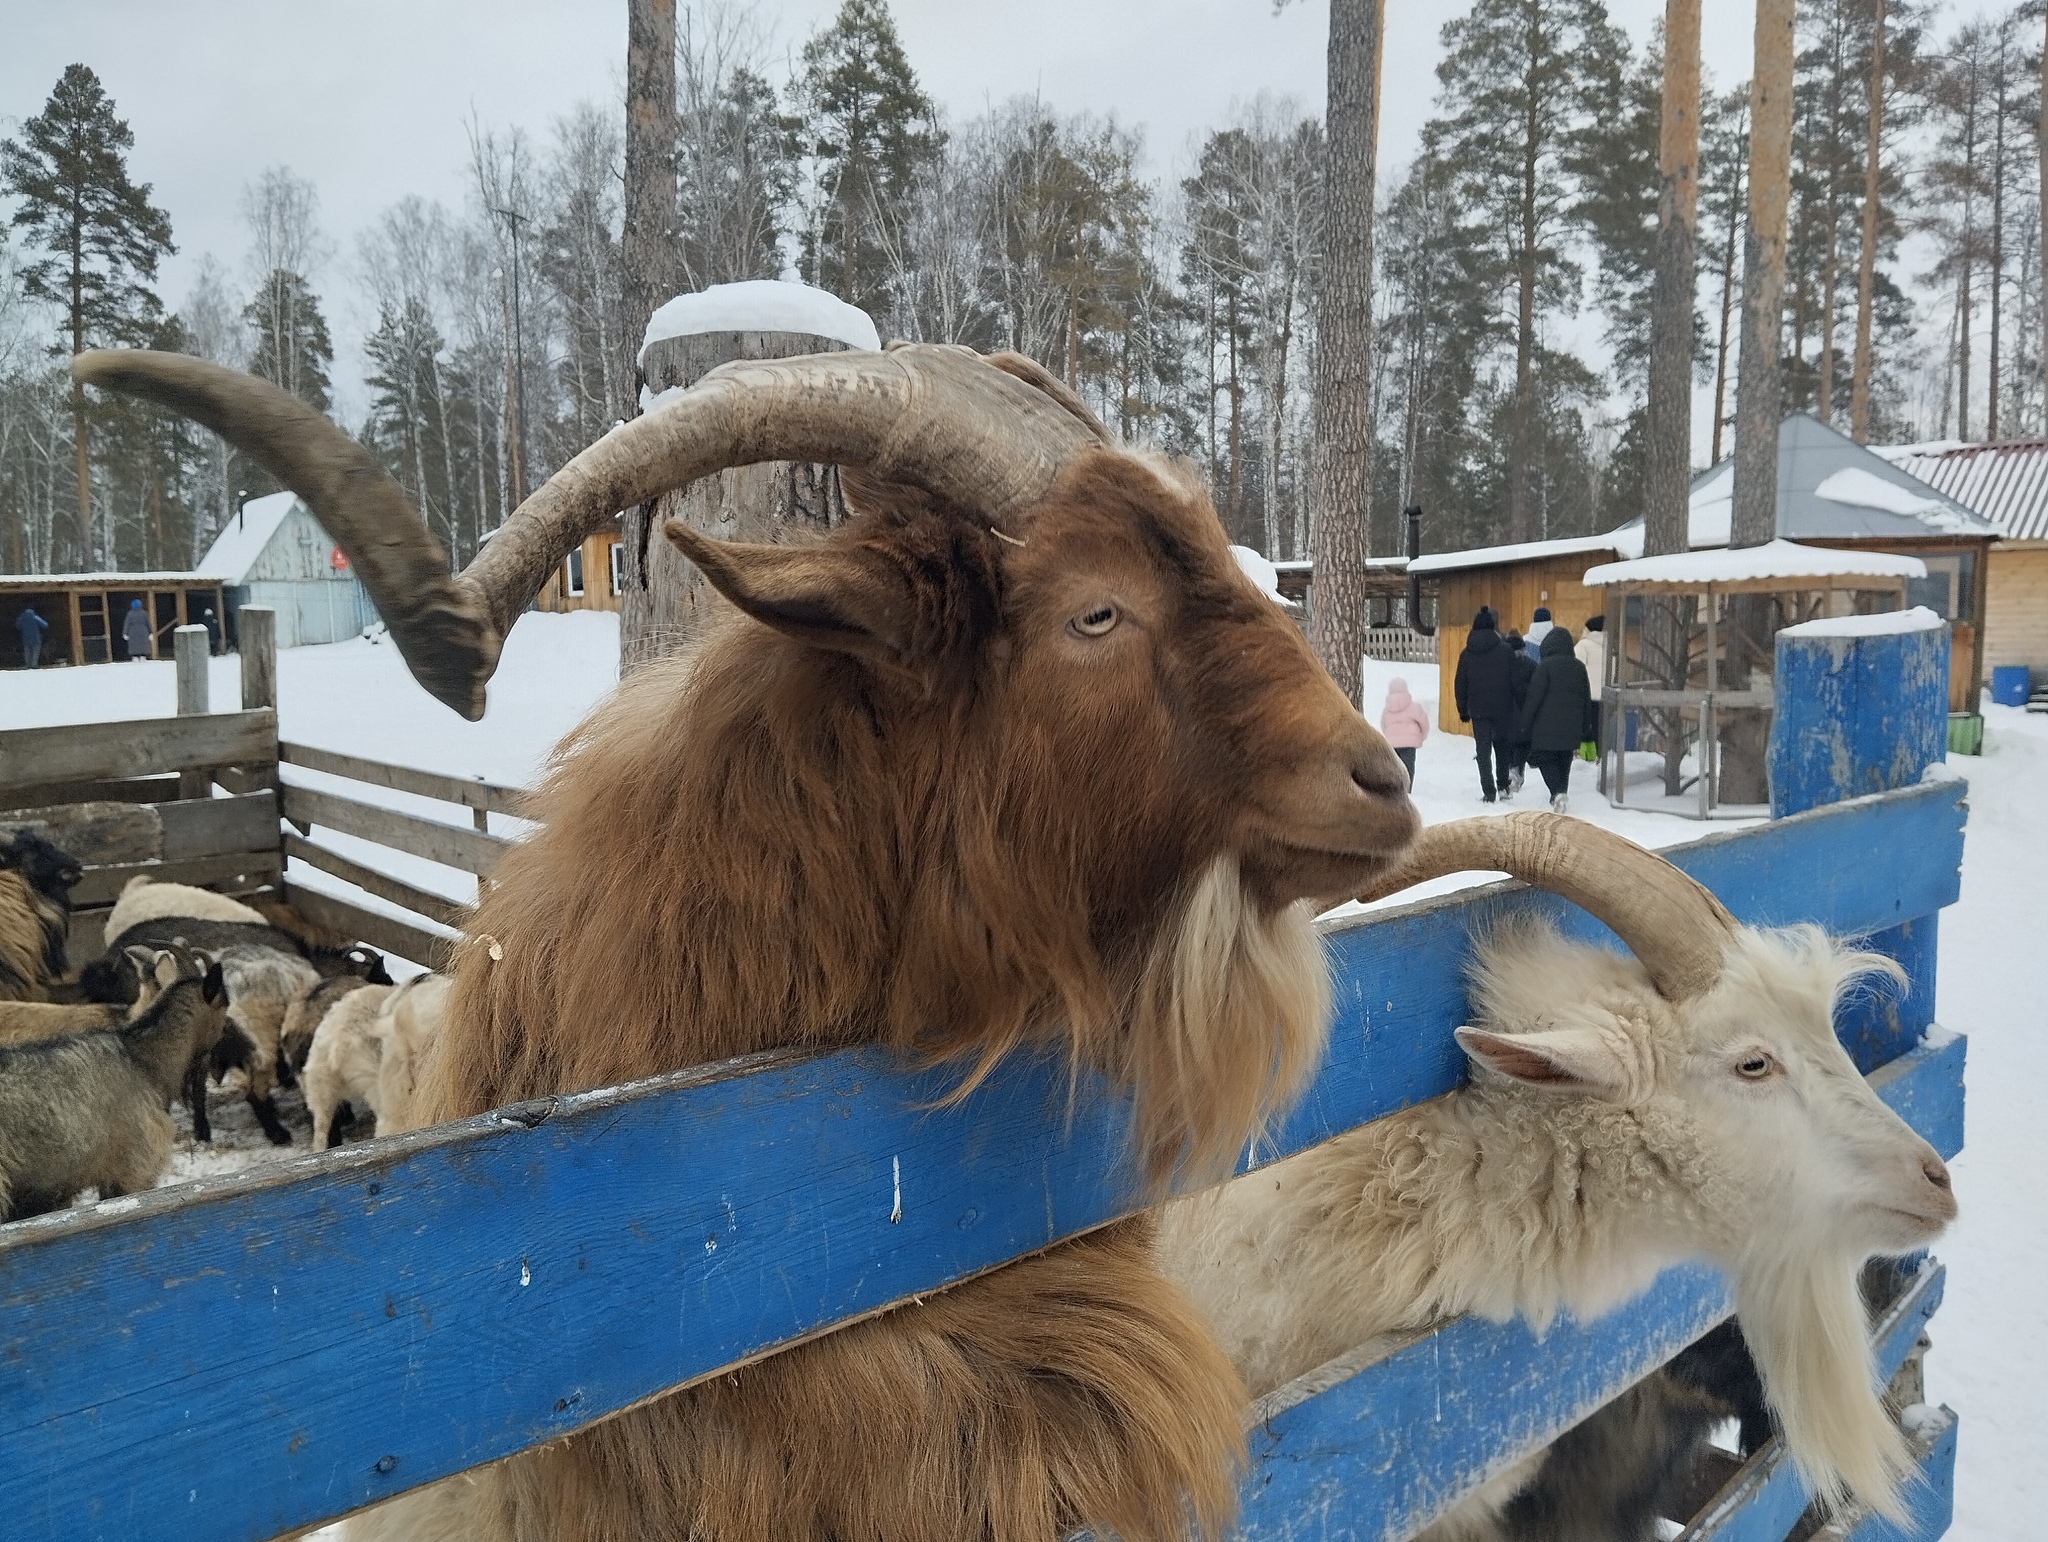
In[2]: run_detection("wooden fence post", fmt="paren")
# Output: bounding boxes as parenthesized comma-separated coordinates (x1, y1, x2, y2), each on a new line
(1766, 611, 1950, 818)
(239, 606, 276, 712)
(175, 625, 211, 799)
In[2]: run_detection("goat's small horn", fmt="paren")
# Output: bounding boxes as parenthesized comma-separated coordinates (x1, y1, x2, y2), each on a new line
(1353, 813, 1737, 1001)
(74, 346, 1096, 720)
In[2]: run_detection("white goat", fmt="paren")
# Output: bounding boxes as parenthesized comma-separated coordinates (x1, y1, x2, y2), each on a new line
(1158, 815, 1956, 1529)
(106, 877, 265, 940)
(372, 973, 449, 1136)
(303, 983, 396, 1147)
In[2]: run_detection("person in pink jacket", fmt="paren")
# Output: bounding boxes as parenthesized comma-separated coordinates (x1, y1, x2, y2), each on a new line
(1379, 676, 1431, 788)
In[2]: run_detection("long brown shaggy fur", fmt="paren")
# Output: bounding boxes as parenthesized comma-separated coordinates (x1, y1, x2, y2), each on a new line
(374, 450, 1412, 1542)
(0, 870, 67, 1003)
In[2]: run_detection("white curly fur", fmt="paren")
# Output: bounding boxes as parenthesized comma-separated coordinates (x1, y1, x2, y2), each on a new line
(372, 973, 450, 1137)
(107, 878, 265, 941)
(303, 984, 396, 1147)
(1158, 918, 1951, 1527)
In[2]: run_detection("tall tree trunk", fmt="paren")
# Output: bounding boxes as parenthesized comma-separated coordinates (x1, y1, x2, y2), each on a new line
(1990, 51, 2007, 441)
(1958, 260, 1974, 439)
(620, 0, 682, 665)
(2040, 4, 2047, 420)
(1850, 0, 1886, 442)
(1227, 286, 1243, 534)
(1711, 119, 1743, 465)
(1723, 0, 1797, 807)
(1510, 13, 1541, 546)
(70, 380, 91, 565)
(1645, 0, 1702, 558)
(1310, 0, 1388, 706)
(1732, 0, 1795, 551)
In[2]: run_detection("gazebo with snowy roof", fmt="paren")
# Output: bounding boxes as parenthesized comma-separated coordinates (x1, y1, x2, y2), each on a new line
(1583, 539, 1926, 818)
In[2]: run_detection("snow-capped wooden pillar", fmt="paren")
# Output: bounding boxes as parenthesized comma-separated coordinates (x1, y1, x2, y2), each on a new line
(619, 282, 882, 671)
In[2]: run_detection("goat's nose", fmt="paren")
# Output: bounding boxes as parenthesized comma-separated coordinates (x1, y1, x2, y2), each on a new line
(1922, 1155, 1952, 1193)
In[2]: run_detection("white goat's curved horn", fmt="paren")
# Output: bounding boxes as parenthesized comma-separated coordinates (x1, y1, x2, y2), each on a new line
(1354, 813, 1737, 1000)
(72, 346, 1097, 721)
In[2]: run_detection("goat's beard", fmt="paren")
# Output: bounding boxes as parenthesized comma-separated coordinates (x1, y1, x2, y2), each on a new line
(1733, 1245, 1914, 1522)
(1117, 853, 1332, 1193)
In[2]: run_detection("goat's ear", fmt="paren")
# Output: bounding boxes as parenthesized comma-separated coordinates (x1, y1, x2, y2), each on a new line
(1455, 1025, 1634, 1099)
(150, 949, 183, 991)
(664, 521, 913, 668)
(202, 962, 227, 1006)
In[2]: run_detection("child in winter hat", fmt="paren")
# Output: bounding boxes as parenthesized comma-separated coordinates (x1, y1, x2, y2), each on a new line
(1379, 677, 1431, 788)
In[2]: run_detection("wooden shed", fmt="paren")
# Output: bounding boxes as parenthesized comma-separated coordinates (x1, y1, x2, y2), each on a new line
(0, 572, 226, 668)
(534, 518, 626, 614)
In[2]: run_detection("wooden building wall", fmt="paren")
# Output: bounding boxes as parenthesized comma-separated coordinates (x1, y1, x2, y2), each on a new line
(1431, 553, 1618, 736)
(535, 529, 626, 614)
(1984, 542, 2048, 678)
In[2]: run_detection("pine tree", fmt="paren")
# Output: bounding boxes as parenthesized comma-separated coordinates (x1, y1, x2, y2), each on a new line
(243, 269, 334, 412)
(1427, 0, 1628, 544)
(1, 63, 175, 566)
(794, 0, 939, 316)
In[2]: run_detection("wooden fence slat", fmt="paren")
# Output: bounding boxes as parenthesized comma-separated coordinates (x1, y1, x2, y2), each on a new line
(158, 792, 279, 862)
(278, 782, 511, 876)
(0, 774, 181, 810)
(0, 801, 162, 866)
(0, 710, 276, 789)
(0, 781, 1970, 1542)
(0, 1031, 1965, 1542)
(283, 833, 468, 928)
(280, 741, 528, 817)
(282, 882, 454, 969)
(1830, 1412, 1957, 1542)
(72, 850, 283, 910)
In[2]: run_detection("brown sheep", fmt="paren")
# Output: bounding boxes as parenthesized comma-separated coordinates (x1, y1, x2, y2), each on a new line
(0, 831, 82, 1002)
(78, 344, 1420, 1542)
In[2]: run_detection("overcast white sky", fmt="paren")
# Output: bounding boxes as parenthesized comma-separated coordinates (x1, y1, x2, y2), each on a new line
(0, 1, 2003, 445)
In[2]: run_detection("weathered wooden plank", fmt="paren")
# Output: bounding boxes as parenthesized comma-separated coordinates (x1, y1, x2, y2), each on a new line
(279, 781, 511, 876)
(0, 801, 162, 866)
(282, 882, 454, 970)
(70, 850, 282, 909)
(0, 773, 181, 810)
(1676, 1265, 1948, 1542)
(284, 833, 468, 929)
(158, 791, 278, 861)
(0, 710, 276, 788)
(0, 1025, 1964, 1542)
(1869, 1033, 1966, 1162)
(240, 606, 276, 711)
(212, 763, 277, 795)
(280, 740, 528, 817)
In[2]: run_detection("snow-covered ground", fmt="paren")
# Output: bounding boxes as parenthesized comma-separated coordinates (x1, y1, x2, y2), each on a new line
(2, 616, 2040, 1534)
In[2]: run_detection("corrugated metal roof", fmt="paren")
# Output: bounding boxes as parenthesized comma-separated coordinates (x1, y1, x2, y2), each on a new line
(1870, 438, 2048, 540)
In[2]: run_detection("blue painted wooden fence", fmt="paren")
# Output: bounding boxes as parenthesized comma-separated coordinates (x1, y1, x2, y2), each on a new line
(0, 778, 1968, 1542)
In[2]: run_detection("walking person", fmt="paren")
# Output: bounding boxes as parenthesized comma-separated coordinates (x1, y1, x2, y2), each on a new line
(1523, 606, 1555, 660)
(14, 607, 48, 668)
(1501, 629, 1537, 798)
(122, 599, 152, 661)
(1520, 625, 1594, 813)
(1576, 615, 1608, 753)
(201, 606, 223, 656)
(1378, 676, 1432, 789)
(1453, 607, 1516, 803)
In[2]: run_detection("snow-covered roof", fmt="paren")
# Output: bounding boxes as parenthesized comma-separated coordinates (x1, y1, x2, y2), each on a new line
(1583, 539, 1926, 588)
(1778, 605, 1944, 639)
(0, 571, 217, 586)
(1408, 532, 1625, 576)
(1870, 437, 2048, 540)
(196, 491, 300, 583)
(639, 281, 881, 362)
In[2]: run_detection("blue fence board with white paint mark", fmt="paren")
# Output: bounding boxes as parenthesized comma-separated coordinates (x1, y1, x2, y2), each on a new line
(0, 779, 1969, 1542)
(1768, 620, 1951, 819)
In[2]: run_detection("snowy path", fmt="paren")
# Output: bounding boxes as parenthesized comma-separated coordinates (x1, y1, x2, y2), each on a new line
(2, 620, 2039, 1532)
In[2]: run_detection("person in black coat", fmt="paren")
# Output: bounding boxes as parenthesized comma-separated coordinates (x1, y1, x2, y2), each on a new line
(1453, 606, 1516, 802)
(1520, 625, 1594, 812)
(1500, 629, 1537, 798)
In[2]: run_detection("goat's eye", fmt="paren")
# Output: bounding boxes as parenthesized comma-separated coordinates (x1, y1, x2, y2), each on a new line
(1070, 603, 1119, 638)
(1734, 1053, 1778, 1080)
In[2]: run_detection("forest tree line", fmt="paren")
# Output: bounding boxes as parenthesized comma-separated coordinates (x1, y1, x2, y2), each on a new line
(2, 0, 2042, 578)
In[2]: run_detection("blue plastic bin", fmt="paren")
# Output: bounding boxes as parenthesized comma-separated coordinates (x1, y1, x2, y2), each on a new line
(1991, 665, 2031, 707)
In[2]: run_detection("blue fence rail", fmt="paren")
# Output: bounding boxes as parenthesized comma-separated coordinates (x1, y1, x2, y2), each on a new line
(0, 777, 1968, 1542)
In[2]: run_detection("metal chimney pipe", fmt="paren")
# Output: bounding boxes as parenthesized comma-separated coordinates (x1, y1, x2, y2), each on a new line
(1404, 504, 1428, 634)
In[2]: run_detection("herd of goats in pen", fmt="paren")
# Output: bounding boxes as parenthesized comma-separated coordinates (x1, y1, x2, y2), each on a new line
(0, 341, 1960, 1542)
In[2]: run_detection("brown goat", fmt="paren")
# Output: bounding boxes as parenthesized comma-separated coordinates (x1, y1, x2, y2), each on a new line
(79, 344, 1420, 1542)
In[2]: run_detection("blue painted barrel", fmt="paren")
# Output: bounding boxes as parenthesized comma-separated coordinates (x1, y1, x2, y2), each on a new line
(1991, 665, 2031, 707)
(1767, 609, 1951, 818)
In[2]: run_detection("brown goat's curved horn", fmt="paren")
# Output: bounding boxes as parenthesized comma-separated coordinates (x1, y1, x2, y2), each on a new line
(75, 346, 1095, 721)
(1354, 813, 1738, 1001)
(70, 349, 498, 717)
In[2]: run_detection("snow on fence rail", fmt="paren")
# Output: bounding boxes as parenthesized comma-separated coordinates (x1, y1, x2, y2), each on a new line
(0, 774, 1967, 1542)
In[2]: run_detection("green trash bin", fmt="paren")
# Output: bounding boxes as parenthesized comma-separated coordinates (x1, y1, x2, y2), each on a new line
(1947, 712, 1984, 756)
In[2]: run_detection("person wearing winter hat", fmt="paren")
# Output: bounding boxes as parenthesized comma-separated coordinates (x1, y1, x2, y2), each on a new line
(1378, 676, 1431, 788)
(1523, 605, 1554, 660)
(122, 598, 152, 661)
(1575, 615, 1608, 752)
(1520, 624, 1594, 812)
(1500, 629, 1536, 797)
(1453, 605, 1515, 802)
